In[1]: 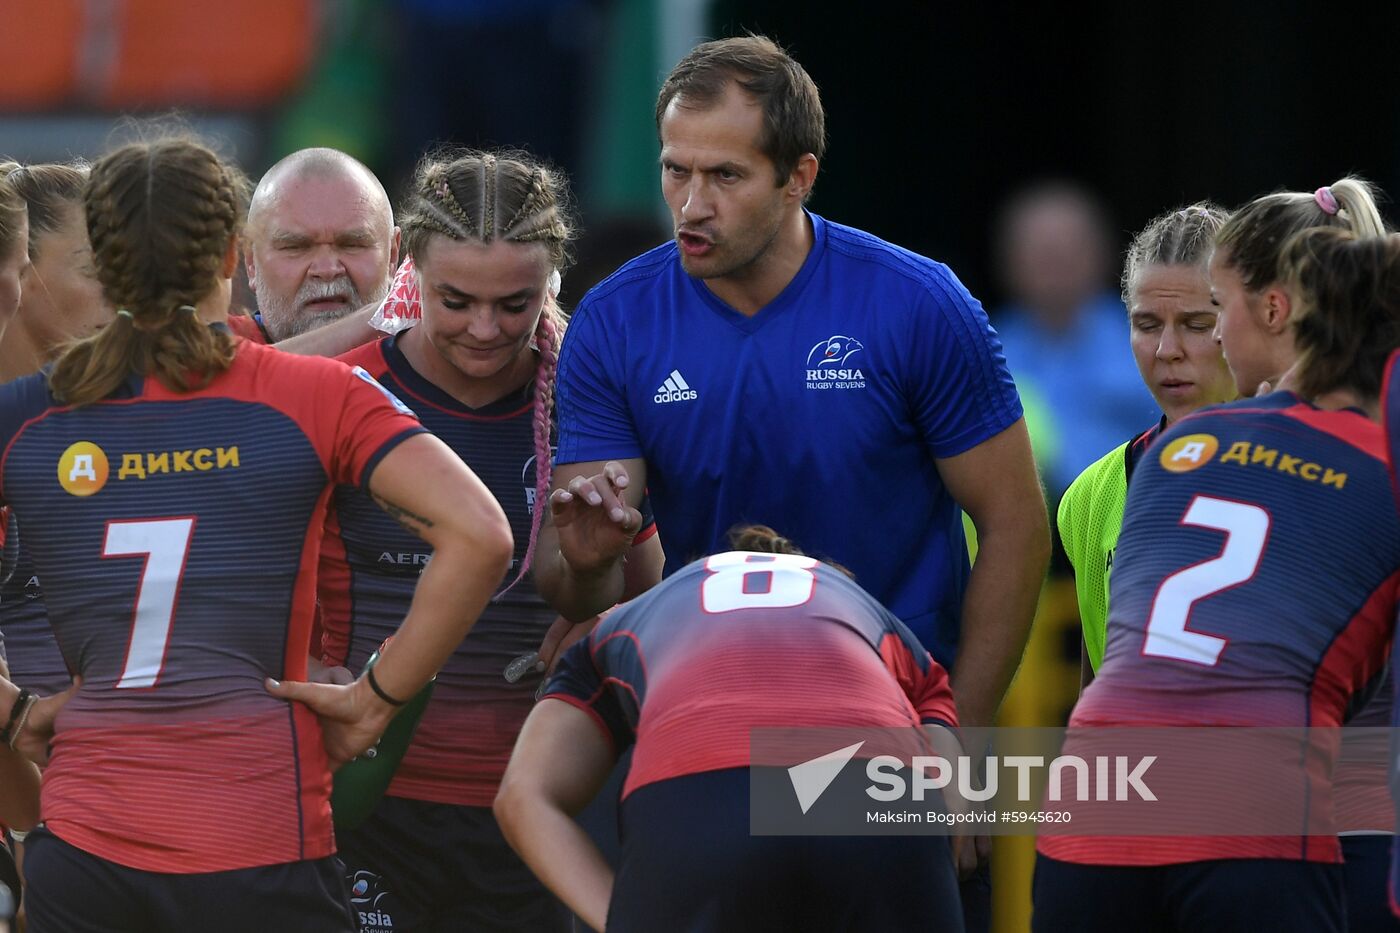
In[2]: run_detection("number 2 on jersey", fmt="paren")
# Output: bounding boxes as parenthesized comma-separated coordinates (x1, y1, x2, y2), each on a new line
(1143, 495, 1270, 666)
(701, 552, 818, 613)
(102, 517, 196, 688)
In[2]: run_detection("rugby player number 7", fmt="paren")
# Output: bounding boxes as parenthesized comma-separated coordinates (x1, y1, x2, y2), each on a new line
(1143, 495, 1269, 666)
(102, 517, 196, 688)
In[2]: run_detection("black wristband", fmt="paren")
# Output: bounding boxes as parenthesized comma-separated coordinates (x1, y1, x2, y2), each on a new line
(366, 666, 406, 707)
(0, 687, 32, 745)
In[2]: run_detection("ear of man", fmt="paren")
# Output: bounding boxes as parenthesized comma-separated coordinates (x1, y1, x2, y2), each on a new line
(786, 153, 819, 202)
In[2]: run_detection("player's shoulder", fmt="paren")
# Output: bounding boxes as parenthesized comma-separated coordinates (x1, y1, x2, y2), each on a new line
(1060, 441, 1130, 527)
(225, 313, 269, 344)
(234, 337, 357, 385)
(817, 214, 976, 313)
(572, 241, 679, 318)
(1385, 346, 1400, 391)
(1068, 441, 1131, 500)
(333, 335, 391, 375)
(1170, 392, 1384, 463)
(219, 340, 409, 424)
(1381, 348, 1400, 453)
(0, 372, 62, 448)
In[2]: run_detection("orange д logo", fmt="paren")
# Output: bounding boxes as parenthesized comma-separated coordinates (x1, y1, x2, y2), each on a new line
(1158, 434, 1219, 473)
(57, 441, 110, 496)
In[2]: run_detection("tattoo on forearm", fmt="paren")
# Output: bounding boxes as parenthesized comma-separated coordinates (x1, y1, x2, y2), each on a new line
(371, 493, 435, 534)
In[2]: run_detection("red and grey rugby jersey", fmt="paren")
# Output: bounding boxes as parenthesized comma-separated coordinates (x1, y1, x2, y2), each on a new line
(0, 338, 424, 873)
(544, 553, 957, 799)
(1043, 393, 1399, 867)
(321, 333, 655, 807)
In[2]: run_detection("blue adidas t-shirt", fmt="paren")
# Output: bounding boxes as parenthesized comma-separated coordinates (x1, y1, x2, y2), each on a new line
(555, 212, 1021, 664)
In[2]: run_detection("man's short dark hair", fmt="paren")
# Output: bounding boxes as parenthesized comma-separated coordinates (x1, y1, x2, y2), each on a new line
(656, 35, 826, 188)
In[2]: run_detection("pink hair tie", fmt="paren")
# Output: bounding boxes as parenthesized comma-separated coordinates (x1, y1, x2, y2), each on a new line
(1314, 186, 1339, 216)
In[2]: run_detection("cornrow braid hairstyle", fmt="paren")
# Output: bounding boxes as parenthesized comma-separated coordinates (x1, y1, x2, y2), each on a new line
(500, 166, 548, 240)
(480, 152, 497, 240)
(424, 163, 474, 238)
(1121, 202, 1228, 305)
(48, 138, 247, 406)
(399, 148, 577, 595)
(1216, 175, 1389, 291)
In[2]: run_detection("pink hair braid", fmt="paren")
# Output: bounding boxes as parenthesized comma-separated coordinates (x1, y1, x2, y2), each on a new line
(496, 304, 560, 598)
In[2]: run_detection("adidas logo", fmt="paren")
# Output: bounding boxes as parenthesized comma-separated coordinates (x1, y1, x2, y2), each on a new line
(653, 369, 698, 404)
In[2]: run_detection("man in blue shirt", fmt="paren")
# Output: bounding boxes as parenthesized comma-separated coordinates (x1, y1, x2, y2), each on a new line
(538, 35, 1049, 737)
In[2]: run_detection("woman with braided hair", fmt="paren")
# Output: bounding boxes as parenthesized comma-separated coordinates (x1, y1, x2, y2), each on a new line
(0, 137, 514, 932)
(320, 147, 661, 933)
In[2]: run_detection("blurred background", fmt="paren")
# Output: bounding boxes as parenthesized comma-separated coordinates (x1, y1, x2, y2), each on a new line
(4, 0, 1399, 928)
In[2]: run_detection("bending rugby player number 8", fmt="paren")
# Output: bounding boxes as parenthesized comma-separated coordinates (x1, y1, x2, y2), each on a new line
(1142, 495, 1270, 666)
(700, 553, 819, 613)
(102, 517, 197, 689)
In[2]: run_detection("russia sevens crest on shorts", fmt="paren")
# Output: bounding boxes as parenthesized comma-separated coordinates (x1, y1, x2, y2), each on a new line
(805, 335, 866, 390)
(1158, 433, 1219, 472)
(57, 441, 110, 496)
(347, 869, 395, 932)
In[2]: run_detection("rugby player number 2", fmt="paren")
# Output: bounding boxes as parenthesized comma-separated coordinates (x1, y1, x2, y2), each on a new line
(700, 552, 819, 613)
(1143, 495, 1270, 666)
(102, 517, 196, 688)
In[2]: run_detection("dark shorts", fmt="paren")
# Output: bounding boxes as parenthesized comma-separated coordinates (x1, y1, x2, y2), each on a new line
(960, 857, 992, 933)
(607, 767, 964, 933)
(1341, 835, 1400, 932)
(335, 795, 568, 933)
(22, 825, 354, 933)
(1032, 852, 1345, 933)
(0, 832, 18, 918)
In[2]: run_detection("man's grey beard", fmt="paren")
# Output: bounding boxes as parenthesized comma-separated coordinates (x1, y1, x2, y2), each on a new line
(254, 274, 388, 341)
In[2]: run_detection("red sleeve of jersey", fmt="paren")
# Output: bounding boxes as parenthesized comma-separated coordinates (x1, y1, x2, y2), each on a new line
(329, 364, 426, 490)
(1384, 349, 1400, 510)
(308, 602, 325, 663)
(878, 633, 958, 728)
(540, 639, 630, 754)
(225, 313, 269, 344)
(333, 337, 390, 372)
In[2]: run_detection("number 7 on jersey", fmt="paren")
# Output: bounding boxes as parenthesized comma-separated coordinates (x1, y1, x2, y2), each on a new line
(102, 517, 197, 689)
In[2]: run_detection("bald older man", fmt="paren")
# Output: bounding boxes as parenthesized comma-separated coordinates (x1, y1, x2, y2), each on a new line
(242, 148, 399, 343)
